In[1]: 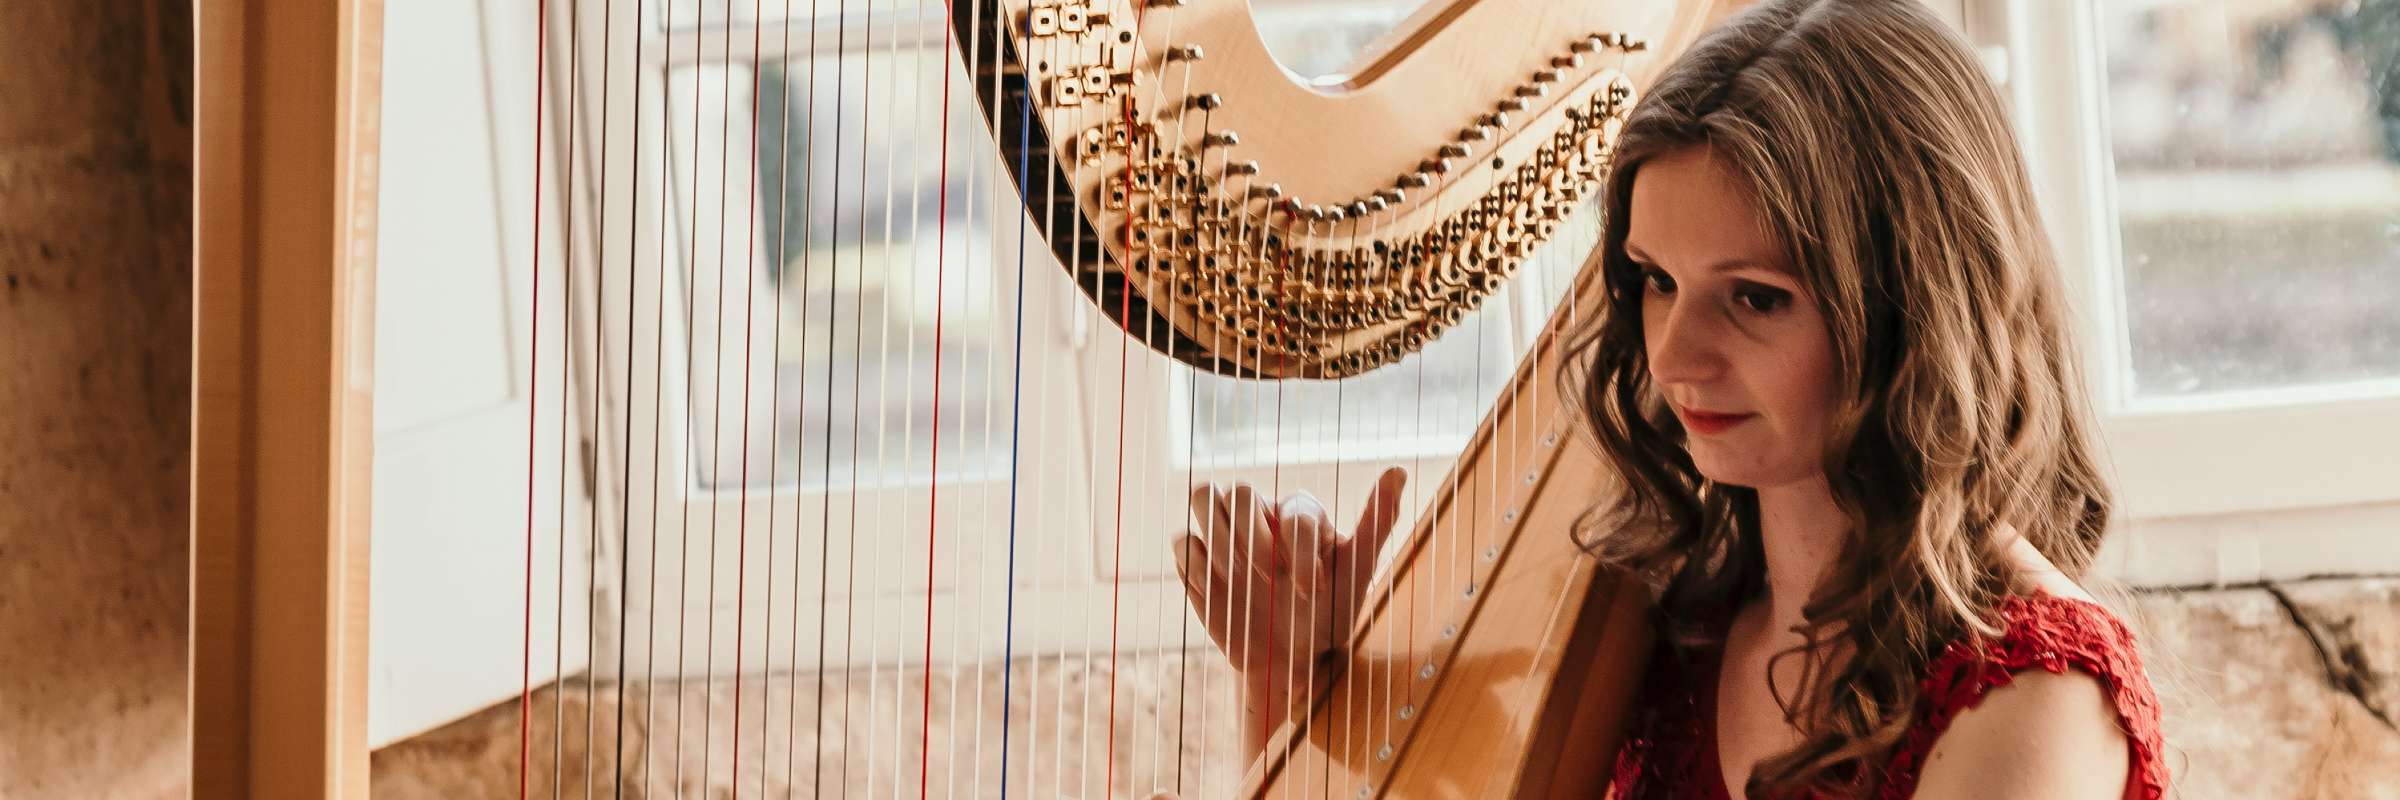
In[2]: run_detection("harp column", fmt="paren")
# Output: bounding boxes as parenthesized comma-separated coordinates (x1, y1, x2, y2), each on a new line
(191, 0, 383, 796)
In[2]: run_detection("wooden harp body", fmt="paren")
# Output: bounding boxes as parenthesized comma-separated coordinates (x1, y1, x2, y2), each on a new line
(957, 0, 1718, 796)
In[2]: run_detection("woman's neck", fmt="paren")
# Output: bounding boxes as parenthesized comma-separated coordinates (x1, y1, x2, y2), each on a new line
(1753, 474, 1850, 632)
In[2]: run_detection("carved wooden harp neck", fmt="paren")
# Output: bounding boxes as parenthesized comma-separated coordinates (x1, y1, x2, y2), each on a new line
(960, 0, 1714, 379)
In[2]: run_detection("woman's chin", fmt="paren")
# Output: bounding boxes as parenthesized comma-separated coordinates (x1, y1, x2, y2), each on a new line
(1689, 462, 1768, 489)
(1688, 448, 1815, 490)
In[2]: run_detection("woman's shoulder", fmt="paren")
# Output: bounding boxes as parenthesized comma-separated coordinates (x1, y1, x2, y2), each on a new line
(1933, 535, 2156, 714)
(1933, 535, 2154, 713)
(1891, 593, 2169, 800)
(1941, 593, 2146, 680)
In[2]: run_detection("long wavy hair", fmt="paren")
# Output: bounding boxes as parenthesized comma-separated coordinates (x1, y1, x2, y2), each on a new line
(1563, 0, 2115, 796)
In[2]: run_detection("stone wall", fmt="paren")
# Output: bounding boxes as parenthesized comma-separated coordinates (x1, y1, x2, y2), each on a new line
(2136, 579, 2400, 799)
(0, 0, 194, 797)
(375, 578, 2400, 799)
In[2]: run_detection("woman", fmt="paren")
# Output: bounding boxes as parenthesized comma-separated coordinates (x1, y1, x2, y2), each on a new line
(1168, 0, 2169, 798)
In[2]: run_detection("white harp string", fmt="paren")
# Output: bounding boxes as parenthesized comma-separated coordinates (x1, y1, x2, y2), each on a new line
(512, 0, 1630, 796)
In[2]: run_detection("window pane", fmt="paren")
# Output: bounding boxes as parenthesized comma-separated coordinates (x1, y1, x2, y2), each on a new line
(675, 46, 1018, 490)
(1252, 0, 1442, 80)
(2102, 0, 2400, 398)
(764, 51, 1017, 489)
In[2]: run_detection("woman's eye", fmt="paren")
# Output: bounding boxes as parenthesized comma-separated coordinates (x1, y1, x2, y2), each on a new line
(1641, 268, 1676, 295)
(1734, 285, 1791, 313)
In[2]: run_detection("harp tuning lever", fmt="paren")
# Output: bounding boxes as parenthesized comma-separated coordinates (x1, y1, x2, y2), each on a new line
(1203, 130, 1240, 148)
(1225, 160, 1260, 176)
(1186, 93, 1223, 110)
(1166, 44, 1205, 62)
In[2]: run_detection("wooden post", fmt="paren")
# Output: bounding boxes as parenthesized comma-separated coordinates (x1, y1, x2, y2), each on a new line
(191, 0, 382, 796)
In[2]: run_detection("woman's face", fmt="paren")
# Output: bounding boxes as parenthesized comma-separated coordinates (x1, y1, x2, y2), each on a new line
(1627, 145, 1835, 490)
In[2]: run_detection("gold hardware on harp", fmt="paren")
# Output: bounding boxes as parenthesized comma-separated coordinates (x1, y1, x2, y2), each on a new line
(970, 0, 1676, 378)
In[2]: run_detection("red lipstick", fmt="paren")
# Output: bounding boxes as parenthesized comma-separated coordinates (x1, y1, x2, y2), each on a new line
(1677, 408, 1756, 435)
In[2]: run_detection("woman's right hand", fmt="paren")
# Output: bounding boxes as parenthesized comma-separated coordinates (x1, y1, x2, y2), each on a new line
(1171, 467, 1409, 716)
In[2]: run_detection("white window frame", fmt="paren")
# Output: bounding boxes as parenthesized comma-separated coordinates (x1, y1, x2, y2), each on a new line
(1956, 0, 2400, 585)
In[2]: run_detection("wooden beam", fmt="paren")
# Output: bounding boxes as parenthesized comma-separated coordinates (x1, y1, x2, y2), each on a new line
(191, 0, 382, 796)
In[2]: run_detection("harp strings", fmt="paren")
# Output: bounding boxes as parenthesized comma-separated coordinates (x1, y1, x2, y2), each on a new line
(515, 0, 1619, 796)
(532, 0, 559, 792)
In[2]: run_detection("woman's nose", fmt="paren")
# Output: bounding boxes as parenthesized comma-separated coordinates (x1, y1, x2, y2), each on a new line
(1646, 297, 1728, 387)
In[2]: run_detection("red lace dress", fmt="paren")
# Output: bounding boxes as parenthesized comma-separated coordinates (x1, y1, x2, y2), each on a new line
(1606, 593, 2168, 800)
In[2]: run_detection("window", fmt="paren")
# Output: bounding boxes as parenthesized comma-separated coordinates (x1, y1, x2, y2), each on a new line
(2097, 0, 2400, 400)
(1978, 0, 2400, 584)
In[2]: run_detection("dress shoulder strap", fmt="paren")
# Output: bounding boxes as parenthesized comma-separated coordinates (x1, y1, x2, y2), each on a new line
(1888, 594, 2170, 800)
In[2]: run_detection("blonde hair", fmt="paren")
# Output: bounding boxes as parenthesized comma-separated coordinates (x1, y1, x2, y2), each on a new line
(1565, 0, 2114, 795)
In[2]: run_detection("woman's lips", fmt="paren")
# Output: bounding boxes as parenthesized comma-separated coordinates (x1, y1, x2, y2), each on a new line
(1677, 408, 1757, 435)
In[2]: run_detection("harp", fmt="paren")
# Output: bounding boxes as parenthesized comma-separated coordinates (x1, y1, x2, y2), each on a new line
(189, 0, 1722, 796)
(953, 3, 1713, 796)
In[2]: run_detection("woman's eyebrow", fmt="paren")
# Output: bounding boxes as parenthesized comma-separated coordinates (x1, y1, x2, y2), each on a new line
(1711, 259, 1782, 275)
(1621, 242, 1784, 275)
